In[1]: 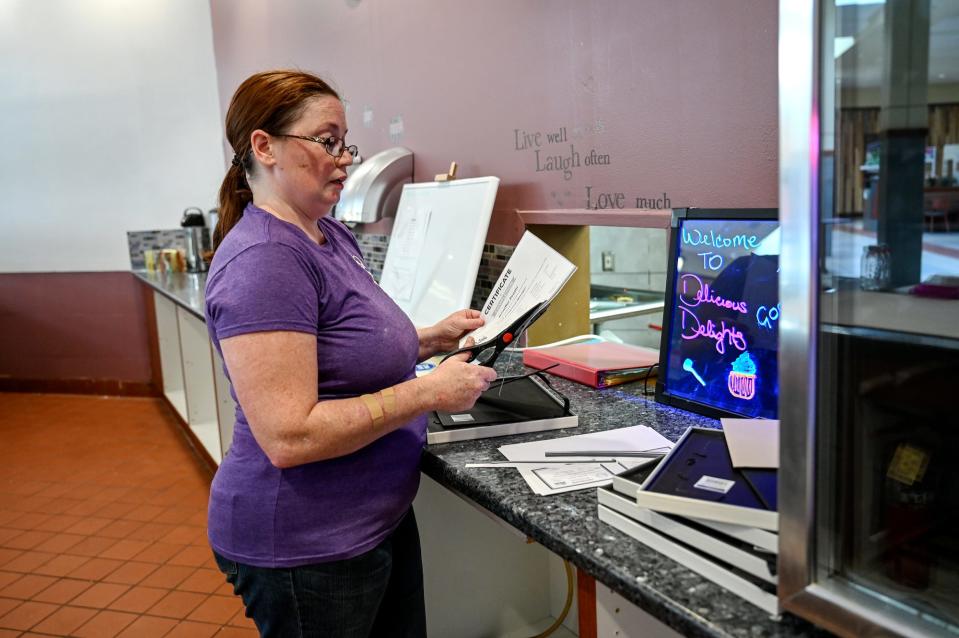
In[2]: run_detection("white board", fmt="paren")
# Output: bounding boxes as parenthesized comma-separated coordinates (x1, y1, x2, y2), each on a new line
(379, 176, 499, 327)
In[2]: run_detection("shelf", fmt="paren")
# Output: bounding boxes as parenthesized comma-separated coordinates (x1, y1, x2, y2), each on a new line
(517, 208, 672, 229)
(190, 420, 222, 462)
(164, 388, 187, 422)
(820, 287, 958, 343)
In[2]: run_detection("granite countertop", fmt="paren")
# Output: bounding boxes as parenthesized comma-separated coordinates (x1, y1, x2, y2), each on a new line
(134, 270, 823, 638)
(423, 351, 824, 638)
(134, 270, 207, 320)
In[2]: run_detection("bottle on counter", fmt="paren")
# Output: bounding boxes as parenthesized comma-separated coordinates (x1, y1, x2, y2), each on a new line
(860, 244, 891, 291)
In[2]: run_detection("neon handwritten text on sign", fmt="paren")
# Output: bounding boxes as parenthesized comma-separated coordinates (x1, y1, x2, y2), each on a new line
(679, 274, 748, 314)
(678, 307, 748, 355)
(682, 228, 760, 272)
(756, 304, 781, 330)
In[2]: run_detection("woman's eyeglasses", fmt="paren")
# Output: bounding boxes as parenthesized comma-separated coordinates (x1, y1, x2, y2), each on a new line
(273, 133, 358, 159)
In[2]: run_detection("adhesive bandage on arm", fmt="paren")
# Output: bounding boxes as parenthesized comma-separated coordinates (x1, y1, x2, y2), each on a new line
(359, 393, 384, 429)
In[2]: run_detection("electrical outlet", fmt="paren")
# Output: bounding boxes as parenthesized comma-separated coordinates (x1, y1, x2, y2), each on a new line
(602, 251, 615, 272)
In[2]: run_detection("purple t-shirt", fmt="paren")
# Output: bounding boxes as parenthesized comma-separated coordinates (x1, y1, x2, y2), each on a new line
(204, 203, 425, 568)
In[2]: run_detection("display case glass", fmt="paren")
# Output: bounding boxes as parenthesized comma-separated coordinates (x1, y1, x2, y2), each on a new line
(779, 1, 959, 636)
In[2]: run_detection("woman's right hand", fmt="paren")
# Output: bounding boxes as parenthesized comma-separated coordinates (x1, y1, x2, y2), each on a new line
(425, 349, 498, 413)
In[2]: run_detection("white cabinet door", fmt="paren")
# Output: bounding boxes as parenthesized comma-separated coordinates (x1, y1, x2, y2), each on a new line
(212, 347, 236, 458)
(176, 308, 222, 463)
(154, 292, 187, 421)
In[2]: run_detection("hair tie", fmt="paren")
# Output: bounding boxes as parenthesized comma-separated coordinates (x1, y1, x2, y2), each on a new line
(231, 154, 243, 167)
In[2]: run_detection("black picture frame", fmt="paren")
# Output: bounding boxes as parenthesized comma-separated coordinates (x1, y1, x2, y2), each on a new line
(654, 207, 780, 419)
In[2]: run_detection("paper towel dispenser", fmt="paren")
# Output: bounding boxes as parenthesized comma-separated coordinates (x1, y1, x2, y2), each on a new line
(335, 147, 413, 223)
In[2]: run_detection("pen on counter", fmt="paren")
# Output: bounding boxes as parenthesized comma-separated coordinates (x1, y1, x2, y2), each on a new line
(543, 450, 668, 459)
(466, 459, 617, 468)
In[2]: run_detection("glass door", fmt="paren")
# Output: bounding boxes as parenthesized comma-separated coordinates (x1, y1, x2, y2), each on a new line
(779, 1, 959, 636)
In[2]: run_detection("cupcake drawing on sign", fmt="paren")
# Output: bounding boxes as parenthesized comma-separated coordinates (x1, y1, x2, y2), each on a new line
(728, 352, 757, 400)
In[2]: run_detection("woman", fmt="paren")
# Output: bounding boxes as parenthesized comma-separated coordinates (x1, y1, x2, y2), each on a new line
(205, 70, 497, 637)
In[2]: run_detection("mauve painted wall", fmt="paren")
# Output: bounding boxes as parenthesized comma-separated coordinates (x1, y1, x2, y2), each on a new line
(0, 273, 152, 383)
(208, 0, 778, 243)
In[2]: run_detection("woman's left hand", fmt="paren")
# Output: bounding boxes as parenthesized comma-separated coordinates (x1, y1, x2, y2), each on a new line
(419, 309, 485, 360)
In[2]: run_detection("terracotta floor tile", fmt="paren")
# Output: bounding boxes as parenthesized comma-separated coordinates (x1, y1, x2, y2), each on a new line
(0, 529, 21, 546)
(134, 541, 188, 565)
(3, 550, 55, 573)
(168, 545, 211, 568)
(163, 525, 205, 546)
(0, 511, 20, 527)
(147, 590, 208, 619)
(94, 501, 139, 520)
(31, 556, 90, 581)
(0, 629, 21, 637)
(68, 556, 124, 581)
(2, 395, 235, 634)
(34, 532, 87, 554)
(34, 497, 82, 516)
(67, 484, 104, 501)
(93, 486, 132, 503)
(127, 521, 177, 543)
(98, 518, 144, 540)
(214, 626, 259, 637)
(0, 599, 20, 617)
(100, 538, 151, 561)
(0, 550, 21, 568)
(0, 574, 58, 600)
(36, 482, 75, 500)
(115, 614, 178, 638)
(124, 504, 167, 523)
(65, 499, 108, 517)
(70, 582, 129, 608)
(0, 599, 58, 631)
(227, 607, 253, 627)
(153, 508, 195, 526)
(64, 516, 113, 536)
(33, 513, 84, 533)
(72, 609, 139, 638)
(147, 564, 195, 589)
(32, 578, 93, 604)
(166, 619, 221, 637)
(187, 594, 242, 625)
(102, 560, 158, 586)
(67, 535, 117, 557)
(177, 568, 224, 595)
(108, 585, 169, 613)
(30, 604, 97, 635)
(4, 530, 55, 551)
(215, 578, 234, 597)
(5, 513, 51, 531)
(186, 512, 207, 527)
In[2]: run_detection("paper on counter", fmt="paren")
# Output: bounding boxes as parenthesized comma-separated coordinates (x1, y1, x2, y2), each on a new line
(462, 231, 576, 347)
(720, 418, 779, 469)
(496, 425, 674, 496)
(378, 207, 431, 302)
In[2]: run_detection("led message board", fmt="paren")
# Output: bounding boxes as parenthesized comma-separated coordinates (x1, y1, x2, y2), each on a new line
(655, 209, 779, 419)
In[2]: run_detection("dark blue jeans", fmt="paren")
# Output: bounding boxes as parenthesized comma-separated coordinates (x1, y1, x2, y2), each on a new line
(214, 508, 427, 638)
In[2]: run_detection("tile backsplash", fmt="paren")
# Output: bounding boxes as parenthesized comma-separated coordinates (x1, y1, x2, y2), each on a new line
(127, 229, 189, 270)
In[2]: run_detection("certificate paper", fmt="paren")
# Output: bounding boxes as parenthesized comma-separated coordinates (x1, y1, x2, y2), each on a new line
(531, 463, 623, 490)
(463, 231, 576, 347)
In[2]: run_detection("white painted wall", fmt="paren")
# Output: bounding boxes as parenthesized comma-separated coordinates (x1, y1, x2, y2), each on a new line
(0, 0, 225, 272)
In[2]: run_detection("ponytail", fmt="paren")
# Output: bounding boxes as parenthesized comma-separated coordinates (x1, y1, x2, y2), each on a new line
(213, 159, 252, 252)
